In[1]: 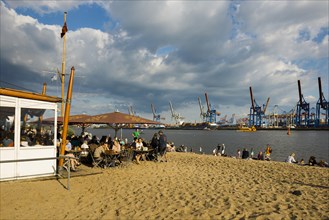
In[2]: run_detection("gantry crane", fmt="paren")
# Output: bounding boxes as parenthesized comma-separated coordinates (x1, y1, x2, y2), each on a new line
(249, 86, 270, 127)
(295, 80, 310, 127)
(151, 103, 165, 122)
(227, 113, 236, 125)
(169, 101, 185, 125)
(204, 92, 220, 124)
(315, 77, 329, 127)
(198, 97, 207, 122)
(218, 115, 227, 125)
(128, 105, 135, 116)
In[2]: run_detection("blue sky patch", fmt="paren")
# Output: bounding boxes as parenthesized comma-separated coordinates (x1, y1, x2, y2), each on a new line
(15, 3, 110, 31)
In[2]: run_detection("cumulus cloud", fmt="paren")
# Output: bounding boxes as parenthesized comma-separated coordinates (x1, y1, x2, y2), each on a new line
(1, 1, 328, 123)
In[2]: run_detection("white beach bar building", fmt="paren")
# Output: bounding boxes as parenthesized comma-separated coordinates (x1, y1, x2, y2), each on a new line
(0, 88, 61, 181)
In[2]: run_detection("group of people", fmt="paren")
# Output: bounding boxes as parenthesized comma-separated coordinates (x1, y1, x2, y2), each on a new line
(57, 129, 171, 169)
(285, 153, 329, 167)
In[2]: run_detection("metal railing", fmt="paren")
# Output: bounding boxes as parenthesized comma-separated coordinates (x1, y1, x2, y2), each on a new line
(0, 155, 77, 190)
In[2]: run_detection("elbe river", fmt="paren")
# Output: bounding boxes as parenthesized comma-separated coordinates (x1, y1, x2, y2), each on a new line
(77, 128, 329, 163)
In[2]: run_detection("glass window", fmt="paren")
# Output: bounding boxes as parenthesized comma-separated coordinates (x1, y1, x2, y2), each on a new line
(20, 108, 55, 147)
(0, 107, 15, 147)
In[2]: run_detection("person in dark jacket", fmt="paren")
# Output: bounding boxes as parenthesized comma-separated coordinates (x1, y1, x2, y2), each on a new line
(150, 133, 159, 160)
(242, 148, 250, 159)
(158, 130, 167, 162)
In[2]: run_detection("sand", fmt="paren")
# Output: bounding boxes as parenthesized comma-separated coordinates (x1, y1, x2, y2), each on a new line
(1, 152, 329, 220)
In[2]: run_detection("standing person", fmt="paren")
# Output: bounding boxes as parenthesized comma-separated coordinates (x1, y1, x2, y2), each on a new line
(150, 133, 159, 161)
(132, 129, 140, 140)
(158, 130, 167, 162)
(265, 144, 272, 161)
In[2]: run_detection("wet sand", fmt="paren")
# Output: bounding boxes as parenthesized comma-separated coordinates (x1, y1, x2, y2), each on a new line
(1, 152, 328, 219)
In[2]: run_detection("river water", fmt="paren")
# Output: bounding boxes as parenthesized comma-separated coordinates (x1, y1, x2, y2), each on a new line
(78, 128, 329, 163)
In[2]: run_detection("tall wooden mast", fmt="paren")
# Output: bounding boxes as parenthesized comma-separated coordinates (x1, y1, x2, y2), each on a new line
(61, 12, 67, 117)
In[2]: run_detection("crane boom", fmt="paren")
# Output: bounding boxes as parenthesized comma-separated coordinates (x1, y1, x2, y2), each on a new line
(249, 86, 255, 111)
(205, 92, 211, 112)
(169, 101, 175, 116)
(198, 97, 204, 115)
(151, 103, 156, 116)
(263, 97, 270, 114)
(318, 77, 324, 108)
(298, 80, 303, 106)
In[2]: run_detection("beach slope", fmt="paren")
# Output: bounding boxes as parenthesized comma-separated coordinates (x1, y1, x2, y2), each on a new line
(1, 153, 328, 219)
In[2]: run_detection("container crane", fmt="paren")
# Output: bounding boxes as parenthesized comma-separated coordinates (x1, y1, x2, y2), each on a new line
(227, 113, 236, 125)
(128, 105, 135, 116)
(295, 80, 310, 127)
(169, 101, 185, 125)
(204, 92, 220, 124)
(198, 97, 207, 122)
(151, 103, 165, 122)
(249, 86, 270, 127)
(218, 115, 227, 125)
(315, 77, 329, 127)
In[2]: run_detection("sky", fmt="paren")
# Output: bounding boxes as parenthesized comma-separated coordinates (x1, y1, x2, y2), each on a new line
(1, 0, 328, 124)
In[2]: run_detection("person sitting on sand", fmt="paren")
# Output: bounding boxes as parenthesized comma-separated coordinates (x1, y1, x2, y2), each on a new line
(308, 156, 317, 166)
(250, 148, 254, 159)
(299, 159, 305, 165)
(221, 144, 225, 156)
(236, 149, 241, 159)
(242, 148, 249, 159)
(286, 153, 297, 164)
(317, 160, 329, 167)
(257, 151, 264, 160)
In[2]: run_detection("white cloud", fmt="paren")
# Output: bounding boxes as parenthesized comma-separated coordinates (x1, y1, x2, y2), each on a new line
(1, 1, 328, 124)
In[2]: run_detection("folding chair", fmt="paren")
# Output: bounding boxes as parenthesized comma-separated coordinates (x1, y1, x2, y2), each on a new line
(88, 148, 103, 168)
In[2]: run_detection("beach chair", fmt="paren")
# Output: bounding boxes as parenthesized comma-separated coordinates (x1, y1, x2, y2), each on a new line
(88, 149, 103, 168)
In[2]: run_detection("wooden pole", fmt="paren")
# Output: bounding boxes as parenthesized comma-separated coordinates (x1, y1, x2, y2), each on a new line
(61, 12, 67, 117)
(59, 67, 75, 167)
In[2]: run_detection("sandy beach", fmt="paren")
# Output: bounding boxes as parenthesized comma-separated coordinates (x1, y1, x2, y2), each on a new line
(1, 152, 328, 220)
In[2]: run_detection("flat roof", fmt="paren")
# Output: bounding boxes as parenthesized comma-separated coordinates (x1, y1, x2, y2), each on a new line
(0, 87, 62, 103)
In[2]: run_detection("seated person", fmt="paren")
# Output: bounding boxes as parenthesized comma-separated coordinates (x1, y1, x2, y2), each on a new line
(257, 151, 264, 160)
(64, 139, 79, 171)
(112, 139, 121, 153)
(286, 153, 297, 163)
(2, 134, 14, 147)
(80, 140, 89, 156)
(133, 138, 144, 164)
(93, 140, 109, 166)
(241, 148, 250, 159)
(308, 156, 317, 166)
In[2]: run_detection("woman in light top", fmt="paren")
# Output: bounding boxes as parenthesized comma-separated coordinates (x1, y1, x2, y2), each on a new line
(286, 153, 297, 164)
(112, 139, 121, 153)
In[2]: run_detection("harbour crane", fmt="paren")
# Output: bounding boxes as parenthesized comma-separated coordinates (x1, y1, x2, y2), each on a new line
(218, 115, 227, 125)
(315, 77, 329, 127)
(128, 105, 135, 116)
(151, 103, 165, 122)
(249, 86, 270, 127)
(204, 92, 220, 124)
(227, 113, 236, 125)
(169, 101, 185, 125)
(295, 80, 310, 127)
(198, 97, 207, 122)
